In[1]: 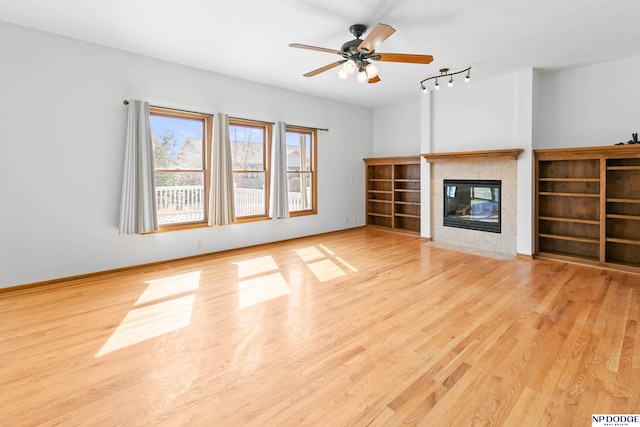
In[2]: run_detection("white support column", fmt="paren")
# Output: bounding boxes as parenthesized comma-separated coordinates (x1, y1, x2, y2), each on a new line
(420, 91, 432, 239)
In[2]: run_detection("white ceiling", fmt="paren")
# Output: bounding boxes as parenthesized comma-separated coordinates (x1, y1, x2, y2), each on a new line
(2, 0, 640, 108)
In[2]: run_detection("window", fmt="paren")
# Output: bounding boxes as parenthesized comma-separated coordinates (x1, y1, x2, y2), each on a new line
(286, 126, 317, 215)
(149, 107, 212, 228)
(229, 119, 272, 219)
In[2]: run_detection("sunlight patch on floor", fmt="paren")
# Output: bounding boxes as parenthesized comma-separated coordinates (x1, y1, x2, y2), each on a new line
(307, 259, 347, 282)
(296, 245, 353, 282)
(234, 256, 279, 278)
(96, 270, 200, 357)
(96, 294, 195, 356)
(334, 256, 358, 272)
(136, 270, 201, 305)
(294, 246, 326, 262)
(239, 272, 291, 308)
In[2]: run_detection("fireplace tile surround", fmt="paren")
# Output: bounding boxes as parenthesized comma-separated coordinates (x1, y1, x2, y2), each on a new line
(423, 149, 523, 256)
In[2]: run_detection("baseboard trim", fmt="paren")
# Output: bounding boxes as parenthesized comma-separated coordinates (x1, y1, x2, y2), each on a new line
(0, 227, 370, 295)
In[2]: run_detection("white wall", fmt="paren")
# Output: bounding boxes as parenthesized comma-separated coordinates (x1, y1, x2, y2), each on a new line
(431, 73, 519, 152)
(372, 97, 422, 156)
(0, 22, 373, 288)
(536, 54, 640, 149)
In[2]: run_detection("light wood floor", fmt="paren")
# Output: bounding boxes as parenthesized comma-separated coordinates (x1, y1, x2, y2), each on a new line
(1, 228, 639, 426)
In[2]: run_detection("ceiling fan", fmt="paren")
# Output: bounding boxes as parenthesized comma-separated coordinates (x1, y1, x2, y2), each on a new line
(289, 23, 434, 84)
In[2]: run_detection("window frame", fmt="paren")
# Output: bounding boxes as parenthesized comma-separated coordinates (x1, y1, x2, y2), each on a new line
(149, 107, 212, 231)
(285, 125, 318, 216)
(229, 118, 272, 222)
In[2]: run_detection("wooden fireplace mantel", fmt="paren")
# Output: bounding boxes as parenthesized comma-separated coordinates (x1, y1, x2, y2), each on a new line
(422, 148, 524, 163)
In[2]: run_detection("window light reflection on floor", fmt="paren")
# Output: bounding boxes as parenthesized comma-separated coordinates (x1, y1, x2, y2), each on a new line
(238, 272, 291, 309)
(234, 255, 279, 279)
(96, 270, 201, 357)
(234, 256, 291, 308)
(306, 259, 347, 282)
(295, 245, 357, 282)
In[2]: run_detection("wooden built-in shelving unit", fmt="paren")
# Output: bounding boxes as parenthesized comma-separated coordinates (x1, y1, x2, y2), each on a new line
(364, 156, 421, 235)
(534, 145, 640, 272)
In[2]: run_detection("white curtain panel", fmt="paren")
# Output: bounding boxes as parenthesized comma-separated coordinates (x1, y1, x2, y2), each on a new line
(209, 113, 236, 226)
(269, 121, 290, 218)
(118, 100, 158, 234)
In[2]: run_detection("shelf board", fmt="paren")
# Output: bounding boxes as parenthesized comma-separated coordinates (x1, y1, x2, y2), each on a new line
(607, 166, 640, 171)
(395, 201, 420, 206)
(606, 237, 640, 246)
(367, 199, 392, 204)
(368, 178, 392, 182)
(539, 177, 600, 182)
(367, 213, 392, 218)
(368, 190, 392, 194)
(538, 216, 599, 225)
(539, 192, 600, 198)
(535, 251, 600, 265)
(606, 198, 640, 204)
(607, 213, 640, 221)
(394, 189, 420, 193)
(539, 233, 599, 244)
(395, 179, 420, 183)
(395, 213, 420, 219)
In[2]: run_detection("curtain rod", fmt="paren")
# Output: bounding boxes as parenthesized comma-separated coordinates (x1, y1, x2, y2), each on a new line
(229, 116, 275, 126)
(290, 124, 329, 132)
(123, 100, 328, 131)
(123, 100, 208, 116)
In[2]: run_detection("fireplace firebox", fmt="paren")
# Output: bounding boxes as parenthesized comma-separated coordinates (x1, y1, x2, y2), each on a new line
(443, 179, 501, 233)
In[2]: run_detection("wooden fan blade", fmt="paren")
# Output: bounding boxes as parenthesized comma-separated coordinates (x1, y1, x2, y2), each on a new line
(374, 53, 434, 64)
(303, 60, 346, 77)
(289, 43, 341, 55)
(357, 23, 395, 52)
(368, 75, 381, 84)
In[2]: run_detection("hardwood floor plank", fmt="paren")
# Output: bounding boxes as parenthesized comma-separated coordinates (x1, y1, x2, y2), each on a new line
(1, 228, 639, 426)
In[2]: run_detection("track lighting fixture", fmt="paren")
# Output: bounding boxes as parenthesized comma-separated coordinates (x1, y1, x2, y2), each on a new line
(420, 67, 471, 93)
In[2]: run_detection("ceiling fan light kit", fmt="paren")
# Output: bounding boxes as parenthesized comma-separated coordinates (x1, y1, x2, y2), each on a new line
(420, 67, 472, 93)
(290, 23, 434, 85)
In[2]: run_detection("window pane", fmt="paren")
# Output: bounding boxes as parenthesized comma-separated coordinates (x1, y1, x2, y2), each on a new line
(234, 172, 266, 216)
(150, 115, 203, 170)
(472, 187, 493, 201)
(288, 172, 312, 211)
(286, 132, 311, 171)
(230, 125, 264, 170)
(155, 172, 204, 224)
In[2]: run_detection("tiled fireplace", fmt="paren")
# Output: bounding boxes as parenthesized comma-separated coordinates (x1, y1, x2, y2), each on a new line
(424, 149, 523, 255)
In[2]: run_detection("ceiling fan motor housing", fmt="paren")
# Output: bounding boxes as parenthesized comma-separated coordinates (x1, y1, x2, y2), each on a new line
(341, 24, 374, 69)
(349, 24, 367, 39)
(341, 39, 363, 54)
